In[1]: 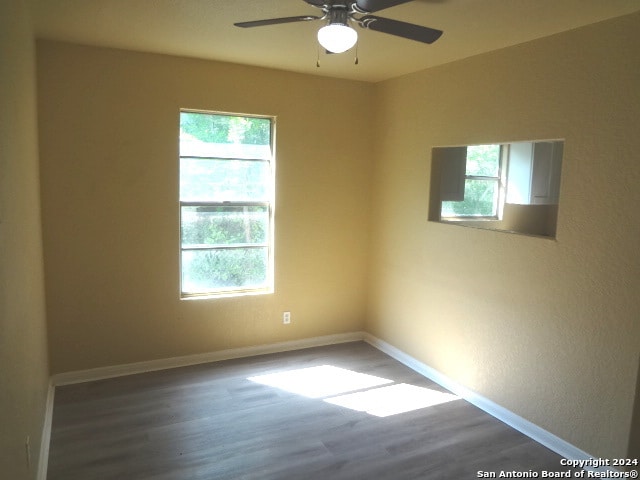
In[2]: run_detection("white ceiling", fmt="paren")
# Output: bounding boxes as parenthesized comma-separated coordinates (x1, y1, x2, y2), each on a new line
(29, 0, 640, 83)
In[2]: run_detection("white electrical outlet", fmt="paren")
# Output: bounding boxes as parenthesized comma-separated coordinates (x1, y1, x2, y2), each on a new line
(283, 311, 291, 324)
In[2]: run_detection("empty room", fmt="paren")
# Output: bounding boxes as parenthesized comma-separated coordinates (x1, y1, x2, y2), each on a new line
(1, 1, 639, 479)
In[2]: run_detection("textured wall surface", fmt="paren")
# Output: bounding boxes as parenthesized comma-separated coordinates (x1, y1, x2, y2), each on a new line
(36, 11, 640, 463)
(37, 42, 374, 374)
(0, 1, 51, 479)
(368, 12, 640, 459)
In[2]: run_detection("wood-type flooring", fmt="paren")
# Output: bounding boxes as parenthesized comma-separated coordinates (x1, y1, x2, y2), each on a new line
(47, 342, 576, 479)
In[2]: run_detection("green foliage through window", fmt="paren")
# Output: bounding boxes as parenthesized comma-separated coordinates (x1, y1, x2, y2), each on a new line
(181, 206, 268, 246)
(179, 111, 274, 297)
(180, 112, 271, 146)
(441, 145, 502, 218)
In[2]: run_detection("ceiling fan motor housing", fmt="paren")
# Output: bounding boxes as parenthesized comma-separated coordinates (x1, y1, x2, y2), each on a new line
(326, 4, 351, 26)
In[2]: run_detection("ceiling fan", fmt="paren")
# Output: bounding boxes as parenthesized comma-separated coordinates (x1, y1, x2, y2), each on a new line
(234, 0, 443, 54)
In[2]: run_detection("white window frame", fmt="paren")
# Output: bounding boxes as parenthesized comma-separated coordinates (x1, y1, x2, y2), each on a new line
(441, 144, 507, 221)
(179, 110, 275, 299)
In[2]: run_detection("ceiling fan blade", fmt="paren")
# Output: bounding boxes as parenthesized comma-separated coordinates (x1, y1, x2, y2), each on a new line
(234, 15, 321, 28)
(355, 0, 413, 13)
(359, 15, 443, 44)
(302, 0, 326, 6)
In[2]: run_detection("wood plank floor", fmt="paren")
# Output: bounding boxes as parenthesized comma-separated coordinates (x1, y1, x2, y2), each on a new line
(47, 342, 576, 479)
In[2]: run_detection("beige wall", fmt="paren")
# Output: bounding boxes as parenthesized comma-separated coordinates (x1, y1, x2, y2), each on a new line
(0, 1, 51, 479)
(35, 10, 640, 463)
(37, 41, 374, 374)
(368, 12, 640, 459)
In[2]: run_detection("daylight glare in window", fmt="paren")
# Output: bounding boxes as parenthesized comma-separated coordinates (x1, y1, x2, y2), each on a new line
(179, 111, 274, 298)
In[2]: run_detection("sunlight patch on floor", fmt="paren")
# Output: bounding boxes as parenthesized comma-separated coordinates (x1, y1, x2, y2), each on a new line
(324, 383, 460, 417)
(248, 365, 393, 398)
(248, 365, 460, 417)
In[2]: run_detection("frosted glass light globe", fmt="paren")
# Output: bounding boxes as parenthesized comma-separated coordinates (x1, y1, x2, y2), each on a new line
(317, 24, 358, 54)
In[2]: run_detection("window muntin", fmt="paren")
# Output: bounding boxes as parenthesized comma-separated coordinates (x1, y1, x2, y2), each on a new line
(179, 111, 274, 298)
(441, 144, 504, 219)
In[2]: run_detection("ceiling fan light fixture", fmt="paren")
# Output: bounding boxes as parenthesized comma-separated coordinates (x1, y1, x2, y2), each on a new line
(317, 23, 358, 54)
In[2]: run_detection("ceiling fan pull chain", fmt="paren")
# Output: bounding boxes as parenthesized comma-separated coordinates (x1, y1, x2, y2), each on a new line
(354, 39, 359, 65)
(316, 42, 321, 68)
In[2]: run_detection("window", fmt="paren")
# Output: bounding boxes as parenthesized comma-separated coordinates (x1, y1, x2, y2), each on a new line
(179, 110, 274, 298)
(429, 140, 564, 237)
(440, 144, 504, 219)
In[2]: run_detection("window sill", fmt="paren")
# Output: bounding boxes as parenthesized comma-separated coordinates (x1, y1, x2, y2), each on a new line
(181, 287, 273, 301)
(440, 216, 500, 222)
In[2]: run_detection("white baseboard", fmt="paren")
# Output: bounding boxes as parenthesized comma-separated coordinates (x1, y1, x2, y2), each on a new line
(363, 333, 617, 474)
(48, 330, 615, 474)
(52, 331, 365, 386)
(37, 380, 55, 480)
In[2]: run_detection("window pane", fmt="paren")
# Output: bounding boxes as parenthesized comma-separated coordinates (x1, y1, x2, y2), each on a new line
(179, 111, 274, 298)
(441, 179, 499, 217)
(180, 158, 270, 202)
(180, 112, 271, 160)
(181, 247, 268, 293)
(466, 144, 500, 177)
(181, 206, 268, 247)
